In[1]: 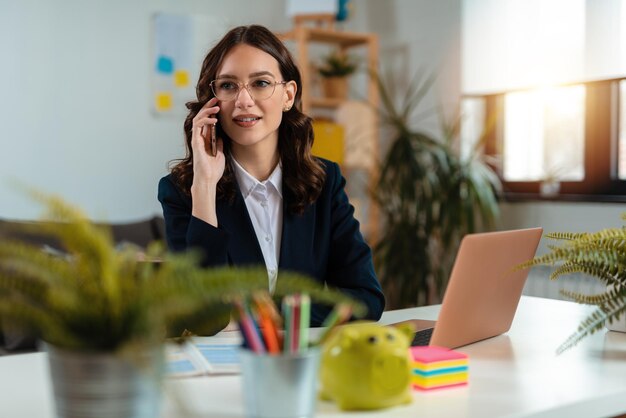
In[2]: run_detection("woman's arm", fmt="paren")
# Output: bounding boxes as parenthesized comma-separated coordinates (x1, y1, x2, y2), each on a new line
(158, 176, 230, 267)
(190, 98, 224, 227)
(319, 161, 385, 323)
(158, 176, 232, 335)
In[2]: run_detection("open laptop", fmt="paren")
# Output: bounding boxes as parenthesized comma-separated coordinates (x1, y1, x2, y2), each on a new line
(395, 227, 543, 349)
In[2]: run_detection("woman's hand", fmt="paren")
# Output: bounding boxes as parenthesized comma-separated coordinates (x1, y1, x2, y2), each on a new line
(190, 98, 224, 227)
(191, 98, 225, 187)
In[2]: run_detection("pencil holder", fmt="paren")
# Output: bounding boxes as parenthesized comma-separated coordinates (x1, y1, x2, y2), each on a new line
(239, 348, 321, 418)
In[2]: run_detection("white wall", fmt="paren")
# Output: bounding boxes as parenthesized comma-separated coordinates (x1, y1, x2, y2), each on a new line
(500, 201, 626, 254)
(360, 0, 461, 139)
(0, 0, 289, 222)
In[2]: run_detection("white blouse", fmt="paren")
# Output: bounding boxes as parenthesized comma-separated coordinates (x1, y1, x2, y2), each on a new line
(231, 158, 283, 293)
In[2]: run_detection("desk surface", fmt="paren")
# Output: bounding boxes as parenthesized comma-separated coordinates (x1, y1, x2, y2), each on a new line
(2, 296, 626, 418)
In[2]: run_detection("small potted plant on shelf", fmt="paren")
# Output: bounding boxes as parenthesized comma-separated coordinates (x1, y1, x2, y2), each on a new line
(317, 49, 358, 100)
(516, 214, 626, 353)
(0, 191, 365, 418)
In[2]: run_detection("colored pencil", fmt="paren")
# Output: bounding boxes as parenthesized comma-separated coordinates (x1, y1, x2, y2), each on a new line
(298, 294, 311, 352)
(235, 299, 265, 353)
(291, 295, 301, 354)
(316, 303, 352, 345)
(253, 292, 281, 354)
(282, 295, 294, 353)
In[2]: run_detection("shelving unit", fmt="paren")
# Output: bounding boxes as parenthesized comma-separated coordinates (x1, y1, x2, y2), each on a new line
(278, 25, 379, 114)
(277, 17, 380, 243)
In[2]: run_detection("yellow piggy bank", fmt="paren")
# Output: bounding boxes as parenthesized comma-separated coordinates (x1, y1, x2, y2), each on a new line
(319, 322, 414, 410)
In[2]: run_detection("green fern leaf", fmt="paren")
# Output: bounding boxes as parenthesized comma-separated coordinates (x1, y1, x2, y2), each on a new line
(557, 303, 626, 354)
(545, 232, 588, 241)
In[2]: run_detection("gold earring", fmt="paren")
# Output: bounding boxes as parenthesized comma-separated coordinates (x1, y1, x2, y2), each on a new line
(283, 105, 291, 112)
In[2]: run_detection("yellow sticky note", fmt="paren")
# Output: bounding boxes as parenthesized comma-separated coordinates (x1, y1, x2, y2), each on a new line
(155, 92, 173, 111)
(312, 121, 344, 164)
(174, 70, 190, 87)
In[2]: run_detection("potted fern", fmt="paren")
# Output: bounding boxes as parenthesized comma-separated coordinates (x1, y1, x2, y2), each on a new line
(516, 215, 626, 353)
(0, 192, 365, 418)
(317, 50, 358, 100)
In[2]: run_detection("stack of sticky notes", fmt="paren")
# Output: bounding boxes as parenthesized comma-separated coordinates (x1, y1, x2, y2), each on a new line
(409, 346, 469, 390)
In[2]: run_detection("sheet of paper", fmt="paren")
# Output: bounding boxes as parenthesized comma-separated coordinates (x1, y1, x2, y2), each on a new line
(165, 334, 242, 378)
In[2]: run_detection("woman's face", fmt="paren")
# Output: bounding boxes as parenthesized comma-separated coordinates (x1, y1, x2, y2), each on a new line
(214, 44, 296, 156)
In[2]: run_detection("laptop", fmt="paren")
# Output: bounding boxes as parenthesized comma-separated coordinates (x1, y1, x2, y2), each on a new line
(394, 227, 543, 349)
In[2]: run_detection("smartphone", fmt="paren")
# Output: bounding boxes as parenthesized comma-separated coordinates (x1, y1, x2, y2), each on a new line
(209, 123, 217, 157)
(204, 109, 218, 157)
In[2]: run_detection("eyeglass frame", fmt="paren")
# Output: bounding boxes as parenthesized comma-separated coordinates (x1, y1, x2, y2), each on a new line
(209, 77, 289, 102)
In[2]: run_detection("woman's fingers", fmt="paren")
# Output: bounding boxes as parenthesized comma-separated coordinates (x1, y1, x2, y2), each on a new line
(192, 98, 220, 151)
(195, 109, 220, 124)
(193, 98, 220, 125)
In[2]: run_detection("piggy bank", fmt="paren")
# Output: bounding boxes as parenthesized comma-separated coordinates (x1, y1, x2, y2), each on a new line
(319, 321, 414, 410)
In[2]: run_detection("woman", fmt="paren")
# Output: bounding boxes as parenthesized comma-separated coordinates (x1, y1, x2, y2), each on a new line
(158, 25, 384, 326)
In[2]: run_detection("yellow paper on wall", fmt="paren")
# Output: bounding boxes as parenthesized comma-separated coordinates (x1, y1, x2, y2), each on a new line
(174, 70, 190, 87)
(312, 121, 344, 164)
(155, 92, 173, 111)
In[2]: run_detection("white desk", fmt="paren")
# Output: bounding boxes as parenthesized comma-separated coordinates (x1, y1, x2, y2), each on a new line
(2, 296, 626, 418)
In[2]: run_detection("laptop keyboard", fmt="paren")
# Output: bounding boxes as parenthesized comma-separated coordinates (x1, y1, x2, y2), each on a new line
(411, 328, 434, 346)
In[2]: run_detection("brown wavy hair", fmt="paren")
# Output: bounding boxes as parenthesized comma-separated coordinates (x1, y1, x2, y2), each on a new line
(169, 25, 325, 215)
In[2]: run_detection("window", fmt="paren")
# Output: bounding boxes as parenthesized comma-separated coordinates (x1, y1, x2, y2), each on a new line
(463, 78, 626, 201)
(502, 85, 585, 182)
(619, 80, 626, 180)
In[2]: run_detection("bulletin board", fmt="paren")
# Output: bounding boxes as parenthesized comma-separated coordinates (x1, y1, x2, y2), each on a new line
(151, 13, 228, 116)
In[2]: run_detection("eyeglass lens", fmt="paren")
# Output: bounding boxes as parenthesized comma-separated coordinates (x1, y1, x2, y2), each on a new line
(211, 77, 279, 101)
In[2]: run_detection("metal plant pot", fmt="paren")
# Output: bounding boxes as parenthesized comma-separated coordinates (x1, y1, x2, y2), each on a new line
(46, 345, 163, 418)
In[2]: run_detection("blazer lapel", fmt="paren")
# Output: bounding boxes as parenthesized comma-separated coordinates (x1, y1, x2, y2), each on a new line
(216, 189, 264, 266)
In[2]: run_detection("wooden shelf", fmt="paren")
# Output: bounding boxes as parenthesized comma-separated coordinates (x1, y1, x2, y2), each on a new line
(277, 26, 379, 115)
(276, 21, 380, 244)
(279, 28, 373, 48)
(310, 97, 344, 109)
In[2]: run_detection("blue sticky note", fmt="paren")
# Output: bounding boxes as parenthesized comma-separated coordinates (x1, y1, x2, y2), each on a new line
(156, 56, 174, 74)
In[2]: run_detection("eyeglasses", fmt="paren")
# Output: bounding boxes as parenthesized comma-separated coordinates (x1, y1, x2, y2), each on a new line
(210, 77, 288, 102)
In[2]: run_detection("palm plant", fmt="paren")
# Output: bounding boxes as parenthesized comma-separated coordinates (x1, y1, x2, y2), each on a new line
(0, 191, 365, 353)
(373, 71, 501, 309)
(516, 216, 626, 353)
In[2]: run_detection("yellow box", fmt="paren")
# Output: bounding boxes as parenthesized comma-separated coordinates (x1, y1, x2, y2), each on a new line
(312, 121, 344, 164)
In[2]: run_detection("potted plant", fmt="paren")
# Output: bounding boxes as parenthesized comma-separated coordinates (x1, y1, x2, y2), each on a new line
(0, 191, 365, 418)
(317, 50, 358, 100)
(516, 215, 626, 353)
(373, 71, 501, 309)
(539, 164, 567, 197)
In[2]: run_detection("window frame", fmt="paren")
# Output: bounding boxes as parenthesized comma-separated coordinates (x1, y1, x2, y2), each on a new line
(478, 78, 626, 202)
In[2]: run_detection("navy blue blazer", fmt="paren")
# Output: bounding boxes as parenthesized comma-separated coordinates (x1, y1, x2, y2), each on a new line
(157, 158, 385, 326)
